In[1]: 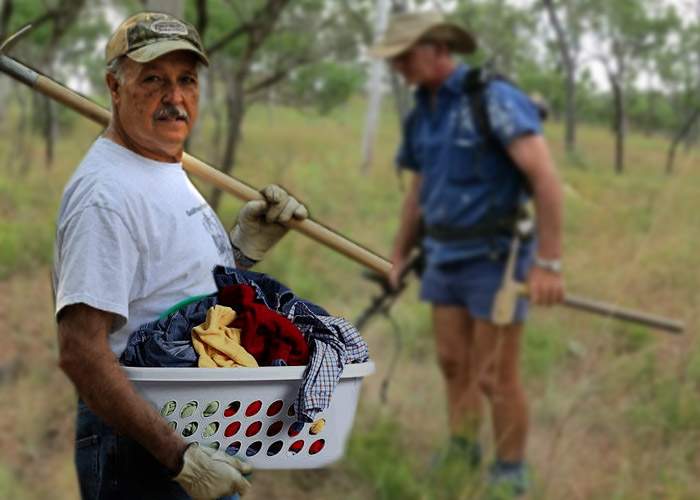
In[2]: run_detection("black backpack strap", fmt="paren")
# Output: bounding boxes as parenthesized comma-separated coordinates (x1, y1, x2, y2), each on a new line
(462, 66, 533, 196)
(463, 66, 514, 147)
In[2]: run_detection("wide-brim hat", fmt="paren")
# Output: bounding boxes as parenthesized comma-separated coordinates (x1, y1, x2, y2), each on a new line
(106, 12, 209, 67)
(368, 11, 477, 59)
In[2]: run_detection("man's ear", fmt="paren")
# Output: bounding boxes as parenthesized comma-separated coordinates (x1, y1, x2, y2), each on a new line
(106, 73, 120, 102)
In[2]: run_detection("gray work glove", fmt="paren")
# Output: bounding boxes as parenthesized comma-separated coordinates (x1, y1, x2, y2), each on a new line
(229, 184, 308, 262)
(174, 444, 252, 499)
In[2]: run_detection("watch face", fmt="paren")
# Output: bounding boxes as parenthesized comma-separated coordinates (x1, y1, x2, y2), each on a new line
(535, 257, 561, 273)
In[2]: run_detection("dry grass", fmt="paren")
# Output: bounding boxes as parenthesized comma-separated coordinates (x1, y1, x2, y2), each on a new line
(0, 93, 699, 498)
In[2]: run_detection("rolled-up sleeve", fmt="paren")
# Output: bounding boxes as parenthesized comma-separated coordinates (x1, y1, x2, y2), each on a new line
(486, 81, 542, 147)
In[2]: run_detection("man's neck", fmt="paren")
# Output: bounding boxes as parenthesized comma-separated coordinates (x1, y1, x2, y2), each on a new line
(424, 59, 457, 95)
(103, 115, 182, 163)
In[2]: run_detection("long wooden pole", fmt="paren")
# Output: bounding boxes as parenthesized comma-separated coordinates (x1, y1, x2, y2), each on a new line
(0, 53, 685, 333)
(0, 54, 393, 276)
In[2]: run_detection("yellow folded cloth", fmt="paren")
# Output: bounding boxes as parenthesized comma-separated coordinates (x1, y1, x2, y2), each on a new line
(310, 418, 326, 435)
(192, 305, 259, 368)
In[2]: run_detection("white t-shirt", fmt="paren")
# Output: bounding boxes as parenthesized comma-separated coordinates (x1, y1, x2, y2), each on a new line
(53, 137, 235, 356)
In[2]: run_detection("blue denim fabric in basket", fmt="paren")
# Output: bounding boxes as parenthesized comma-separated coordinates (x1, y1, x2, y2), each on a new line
(121, 266, 369, 422)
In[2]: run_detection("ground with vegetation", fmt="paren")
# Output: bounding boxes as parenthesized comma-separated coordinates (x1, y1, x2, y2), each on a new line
(0, 96, 698, 499)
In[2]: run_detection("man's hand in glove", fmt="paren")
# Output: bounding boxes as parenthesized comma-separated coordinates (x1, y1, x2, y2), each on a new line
(174, 444, 252, 499)
(229, 184, 308, 266)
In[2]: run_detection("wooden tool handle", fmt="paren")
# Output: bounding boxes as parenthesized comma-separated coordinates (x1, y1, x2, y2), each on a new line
(6, 57, 393, 277)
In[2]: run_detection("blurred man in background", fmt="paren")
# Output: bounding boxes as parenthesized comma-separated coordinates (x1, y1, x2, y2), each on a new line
(371, 11, 565, 496)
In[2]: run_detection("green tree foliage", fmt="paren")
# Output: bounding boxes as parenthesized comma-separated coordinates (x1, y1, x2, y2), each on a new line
(586, 0, 675, 172)
(452, 0, 537, 76)
(286, 62, 364, 115)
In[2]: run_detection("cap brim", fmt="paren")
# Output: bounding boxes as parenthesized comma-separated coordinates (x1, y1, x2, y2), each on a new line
(127, 40, 209, 67)
(368, 40, 417, 59)
(424, 23, 477, 54)
(368, 22, 477, 59)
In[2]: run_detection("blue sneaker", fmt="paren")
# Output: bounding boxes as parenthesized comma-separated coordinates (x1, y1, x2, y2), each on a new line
(487, 461, 529, 498)
(431, 436, 482, 471)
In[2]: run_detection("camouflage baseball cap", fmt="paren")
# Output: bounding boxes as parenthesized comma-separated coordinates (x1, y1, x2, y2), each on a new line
(106, 12, 209, 67)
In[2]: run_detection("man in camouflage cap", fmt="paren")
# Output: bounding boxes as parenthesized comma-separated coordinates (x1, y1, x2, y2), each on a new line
(54, 12, 307, 499)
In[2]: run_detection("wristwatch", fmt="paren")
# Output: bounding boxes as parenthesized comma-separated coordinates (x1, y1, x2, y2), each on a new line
(534, 255, 562, 274)
(231, 244, 259, 268)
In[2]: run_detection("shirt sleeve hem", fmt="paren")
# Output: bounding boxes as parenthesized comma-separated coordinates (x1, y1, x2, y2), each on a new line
(55, 293, 128, 323)
(501, 129, 541, 147)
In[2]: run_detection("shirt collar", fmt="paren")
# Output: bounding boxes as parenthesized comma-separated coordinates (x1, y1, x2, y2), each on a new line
(415, 63, 469, 105)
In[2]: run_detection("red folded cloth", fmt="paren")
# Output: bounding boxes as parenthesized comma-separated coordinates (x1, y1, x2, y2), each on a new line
(218, 284, 309, 366)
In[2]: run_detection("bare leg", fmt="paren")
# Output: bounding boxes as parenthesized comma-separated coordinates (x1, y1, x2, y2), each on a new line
(472, 319, 528, 462)
(432, 305, 483, 441)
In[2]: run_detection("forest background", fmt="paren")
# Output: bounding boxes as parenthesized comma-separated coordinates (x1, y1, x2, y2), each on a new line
(0, 0, 699, 498)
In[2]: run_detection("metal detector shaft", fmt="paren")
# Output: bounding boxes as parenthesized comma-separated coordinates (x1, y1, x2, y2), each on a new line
(562, 293, 684, 333)
(507, 282, 684, 334)
(0, 53, 392, 276)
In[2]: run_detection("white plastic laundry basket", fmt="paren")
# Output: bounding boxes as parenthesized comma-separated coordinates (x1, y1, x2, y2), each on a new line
(124, 361, 374, 469)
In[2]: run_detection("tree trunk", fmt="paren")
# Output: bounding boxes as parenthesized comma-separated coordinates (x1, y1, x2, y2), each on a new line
(0, 0, 13, 42)
(645, 90, 657, 136)
(665, 107, 700, 174)
(209, 73, 245, 212)
(40, 50, 58, 168)
(389, 72, 412, 128)
(210, 68, 225, 163)
(360, 0, 391, 174)
(611, 78, 625, 174)
(44, 97, 57, 167)
(6, 87, 31, 175)
(542, 0, 577, 153)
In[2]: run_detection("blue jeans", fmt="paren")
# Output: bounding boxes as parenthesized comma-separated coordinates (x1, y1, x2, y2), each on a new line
(75, 400, 240, 500)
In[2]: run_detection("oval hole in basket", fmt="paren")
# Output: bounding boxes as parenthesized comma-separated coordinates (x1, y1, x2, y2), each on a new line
(266, 421, 284, 437)
(267, 440, 284, 456)
(266, 400, 284, 417)
(160, 401, 177, 417)
(181, 421, 198, 438)
(288, 440, 304, 455)
(203, 401, 219, 417)
(309, 439, 325, 455)
(225, 441, 241, 456)
(180, 401, 198, 419)
(224, 421, 241, 438)
(288, 421, 304, 437)
(202, 421, 220, 438)
(224, 401, 240, 418)
(245, 441, 262, 457)
(245, 421, 262, 437)
(245, 400, 262, 417)
(287, 404, 295, 417)
(207, 441, 220, 451)
(167, 421, 177, 431)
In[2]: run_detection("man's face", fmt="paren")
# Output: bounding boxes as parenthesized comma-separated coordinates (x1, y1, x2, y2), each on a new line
(389, 43, 440, 86)
(108, 50, 199, 161)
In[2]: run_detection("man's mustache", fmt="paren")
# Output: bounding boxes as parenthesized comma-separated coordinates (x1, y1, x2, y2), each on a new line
(153, 105, 189, 121)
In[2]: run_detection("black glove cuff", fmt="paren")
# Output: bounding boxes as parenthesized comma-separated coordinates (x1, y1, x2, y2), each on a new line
(231, 244, 259, 268)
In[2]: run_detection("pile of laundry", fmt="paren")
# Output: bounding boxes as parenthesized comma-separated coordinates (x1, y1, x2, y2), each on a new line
(120, 266, 369, 422)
